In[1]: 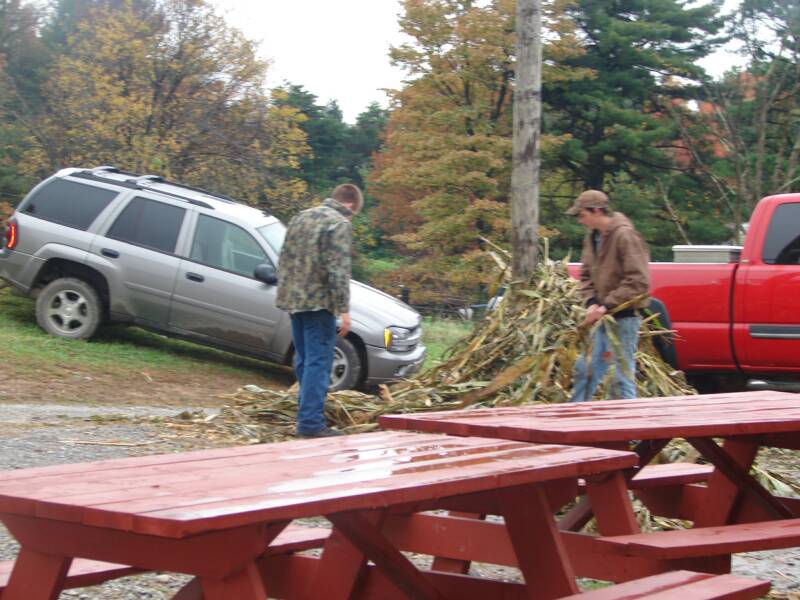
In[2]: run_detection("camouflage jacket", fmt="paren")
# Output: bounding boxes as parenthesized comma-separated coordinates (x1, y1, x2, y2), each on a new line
(276, 198, 353, 315)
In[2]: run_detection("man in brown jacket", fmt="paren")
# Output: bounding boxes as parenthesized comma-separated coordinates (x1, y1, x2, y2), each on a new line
(566, 190, 650, 402)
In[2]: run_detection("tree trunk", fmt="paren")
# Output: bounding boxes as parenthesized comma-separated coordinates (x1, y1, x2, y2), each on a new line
(511, 0, 542, 280)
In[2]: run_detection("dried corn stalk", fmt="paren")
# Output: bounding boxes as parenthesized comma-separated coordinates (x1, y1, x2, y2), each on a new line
(201, 255, 693, 442)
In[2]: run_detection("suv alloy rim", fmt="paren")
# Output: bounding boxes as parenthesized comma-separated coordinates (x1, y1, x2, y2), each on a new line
(46, 289, 90, 334)
(330, 346, 348, 388)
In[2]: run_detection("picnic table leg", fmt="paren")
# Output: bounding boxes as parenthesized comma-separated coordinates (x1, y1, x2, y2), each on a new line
(688, 437, 793, 524)
(430, 512, 483, 574)
(558, 440, 665, 533)
(198, 561, 267, 600)
(327, 509, 445, 600)
(2, 547, 72, 600)
(585, 470, 639, 536)
(304, 514, 379, 599)
(500, 484, 579, 599)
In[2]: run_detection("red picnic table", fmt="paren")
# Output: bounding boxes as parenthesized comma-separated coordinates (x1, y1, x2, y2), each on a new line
(0, 430, 641, 600)
(380, 391, 800, 581)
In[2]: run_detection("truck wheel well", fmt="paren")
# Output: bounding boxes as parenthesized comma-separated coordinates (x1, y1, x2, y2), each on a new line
(33, 259, 110, 318)
(645, 297, 678, 369)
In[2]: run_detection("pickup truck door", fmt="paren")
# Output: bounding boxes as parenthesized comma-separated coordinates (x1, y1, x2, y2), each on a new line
(734, 200, 800, 371)
(169, 213, 285, 359)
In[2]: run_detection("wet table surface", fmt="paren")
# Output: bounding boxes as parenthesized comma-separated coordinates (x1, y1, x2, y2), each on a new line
(380, 391, 800, 528)
(0, 431, 638, 600)
(379, 391, 800, 444)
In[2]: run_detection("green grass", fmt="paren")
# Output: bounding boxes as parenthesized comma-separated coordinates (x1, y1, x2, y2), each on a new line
(421, 317, 474, 368)
(0, 286, 280, 379)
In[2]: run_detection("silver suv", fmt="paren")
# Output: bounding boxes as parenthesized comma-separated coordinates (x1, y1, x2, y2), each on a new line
(0, 167, 426, 390)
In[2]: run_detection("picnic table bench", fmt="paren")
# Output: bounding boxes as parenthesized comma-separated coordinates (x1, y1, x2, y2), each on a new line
(380, 391, 800, 582)
(0, 430, 654, 599)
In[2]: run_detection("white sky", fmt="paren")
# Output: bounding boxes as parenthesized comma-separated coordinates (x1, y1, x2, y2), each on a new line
(212, 0, 745, 124)
(212, 0, 408, 123)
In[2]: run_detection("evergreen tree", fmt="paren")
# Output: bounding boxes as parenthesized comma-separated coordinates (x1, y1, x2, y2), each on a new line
(545, 0, 725, 189)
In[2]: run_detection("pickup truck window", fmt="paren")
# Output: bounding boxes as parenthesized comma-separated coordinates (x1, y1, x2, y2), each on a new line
(106, 197, 185, 254)
(762, 203, 800, 265)
(21, 179, 117, 231)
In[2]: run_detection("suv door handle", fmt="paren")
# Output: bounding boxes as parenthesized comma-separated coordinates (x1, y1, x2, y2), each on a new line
(101, 248, 119, 258)
(186, 272, 205, 283)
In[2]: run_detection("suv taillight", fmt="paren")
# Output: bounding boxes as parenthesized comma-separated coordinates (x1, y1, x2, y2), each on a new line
(4, 219, 18, 250)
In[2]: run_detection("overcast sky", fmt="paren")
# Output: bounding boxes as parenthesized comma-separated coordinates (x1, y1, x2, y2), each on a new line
(212, 0, 745, 124)
(212, 0, 407, 123)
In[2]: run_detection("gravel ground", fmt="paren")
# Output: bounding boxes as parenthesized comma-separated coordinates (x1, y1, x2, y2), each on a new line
(0, 408, 797, 599)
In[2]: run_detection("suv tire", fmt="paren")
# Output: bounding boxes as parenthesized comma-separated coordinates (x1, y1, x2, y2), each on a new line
(36, 277, 103, 340)
(330, 337, 362, 392)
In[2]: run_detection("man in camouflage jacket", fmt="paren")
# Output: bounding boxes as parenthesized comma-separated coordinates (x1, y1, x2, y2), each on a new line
(277, 184, 363, 437)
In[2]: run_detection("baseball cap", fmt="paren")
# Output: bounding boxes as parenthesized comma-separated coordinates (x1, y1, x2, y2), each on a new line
(565, 190, 609, 215)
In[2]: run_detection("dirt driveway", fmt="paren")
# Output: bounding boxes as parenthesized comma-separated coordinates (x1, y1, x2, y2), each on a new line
(0, 349, 293, 407)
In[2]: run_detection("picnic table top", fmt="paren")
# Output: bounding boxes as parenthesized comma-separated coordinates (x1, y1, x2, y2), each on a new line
(379, 391, 800, 444)
(0, 431, 636, 538)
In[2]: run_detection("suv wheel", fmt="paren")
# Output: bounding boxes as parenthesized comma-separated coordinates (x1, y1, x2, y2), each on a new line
(330, 337, 362, 391)
(36, 278, 103, 340)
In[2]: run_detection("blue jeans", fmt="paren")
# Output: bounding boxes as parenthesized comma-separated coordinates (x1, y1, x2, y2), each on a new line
(291, 310, 337, 434)
(570, 316, 640, 402)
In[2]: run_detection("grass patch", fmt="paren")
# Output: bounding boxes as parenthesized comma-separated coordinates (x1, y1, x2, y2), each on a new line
(0, 287, 280, 380)
(422, 317, 474, 368)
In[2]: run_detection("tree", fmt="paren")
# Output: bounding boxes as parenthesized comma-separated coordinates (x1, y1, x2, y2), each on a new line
(24, 0, 309, 218)
(369, 0, 589, 301)
(671, 0, 800, 239)
(545, 0, 725, 189)
(0, 0, 46, 204)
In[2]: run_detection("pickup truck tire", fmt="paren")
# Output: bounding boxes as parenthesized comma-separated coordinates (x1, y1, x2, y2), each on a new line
(36, 277, 102, 340)
(329, 337, 362, 391)
(646, 298, 678, 369)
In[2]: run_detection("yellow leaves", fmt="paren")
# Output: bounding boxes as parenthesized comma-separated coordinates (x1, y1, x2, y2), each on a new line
(24, 0, 309, 217)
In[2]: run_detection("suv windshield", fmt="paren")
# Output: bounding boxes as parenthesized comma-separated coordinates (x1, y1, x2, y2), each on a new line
(257, 221, 286, 254)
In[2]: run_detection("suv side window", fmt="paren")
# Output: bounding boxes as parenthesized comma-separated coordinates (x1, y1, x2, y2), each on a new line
(21, 179, 117, 230)
(190, 214, 267, 277)
(762, 203, 800, 265)
(107, 197, 185, 253)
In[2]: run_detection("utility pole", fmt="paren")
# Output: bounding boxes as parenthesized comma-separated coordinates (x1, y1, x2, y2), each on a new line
(510, 0, 542, 280)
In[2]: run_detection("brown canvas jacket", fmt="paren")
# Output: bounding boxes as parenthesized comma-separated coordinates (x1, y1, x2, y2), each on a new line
(579, 212, 650, 311)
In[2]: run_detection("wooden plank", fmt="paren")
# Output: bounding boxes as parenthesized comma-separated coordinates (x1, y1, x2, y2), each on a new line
(629, 463, 714, 489)
(687, 437, 794, 521)
(502, 484, 579, 598)
(0, 439, 636, 538)
(260, 554, 530, 600)
(558, 570, 711, 599)
(328, 510, 445, 600)
(595, 518, 800, 559)
(1, 548, 71, 600)
(379, 392, 800, 444)
(558, 571, 770, 600)
(643, 575, 770, 600)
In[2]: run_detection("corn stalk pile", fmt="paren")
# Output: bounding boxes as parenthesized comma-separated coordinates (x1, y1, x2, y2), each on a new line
(197, 256, 694, 443)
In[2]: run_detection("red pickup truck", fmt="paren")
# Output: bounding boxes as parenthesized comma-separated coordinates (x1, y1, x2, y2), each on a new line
(571, 193, 800, 392)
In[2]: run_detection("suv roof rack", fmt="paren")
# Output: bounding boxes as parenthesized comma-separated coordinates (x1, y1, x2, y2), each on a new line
(122, 172, 236, 204)
(73, 167, 239, 210)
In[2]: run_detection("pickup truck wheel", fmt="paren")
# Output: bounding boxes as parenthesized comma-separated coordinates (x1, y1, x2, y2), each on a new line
(330, 337, 362, 392)
(36, 277, 102, 340)
(646, 298, 678, 369)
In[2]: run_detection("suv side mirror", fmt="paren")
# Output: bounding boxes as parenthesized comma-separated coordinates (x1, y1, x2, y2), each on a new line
(253, 263, 278, 285)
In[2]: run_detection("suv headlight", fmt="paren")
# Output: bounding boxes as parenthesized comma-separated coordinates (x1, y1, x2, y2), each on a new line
(384, 325, 420, 352)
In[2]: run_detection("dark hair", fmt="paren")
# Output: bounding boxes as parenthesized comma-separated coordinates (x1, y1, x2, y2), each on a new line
(332, 184, 364, 213)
